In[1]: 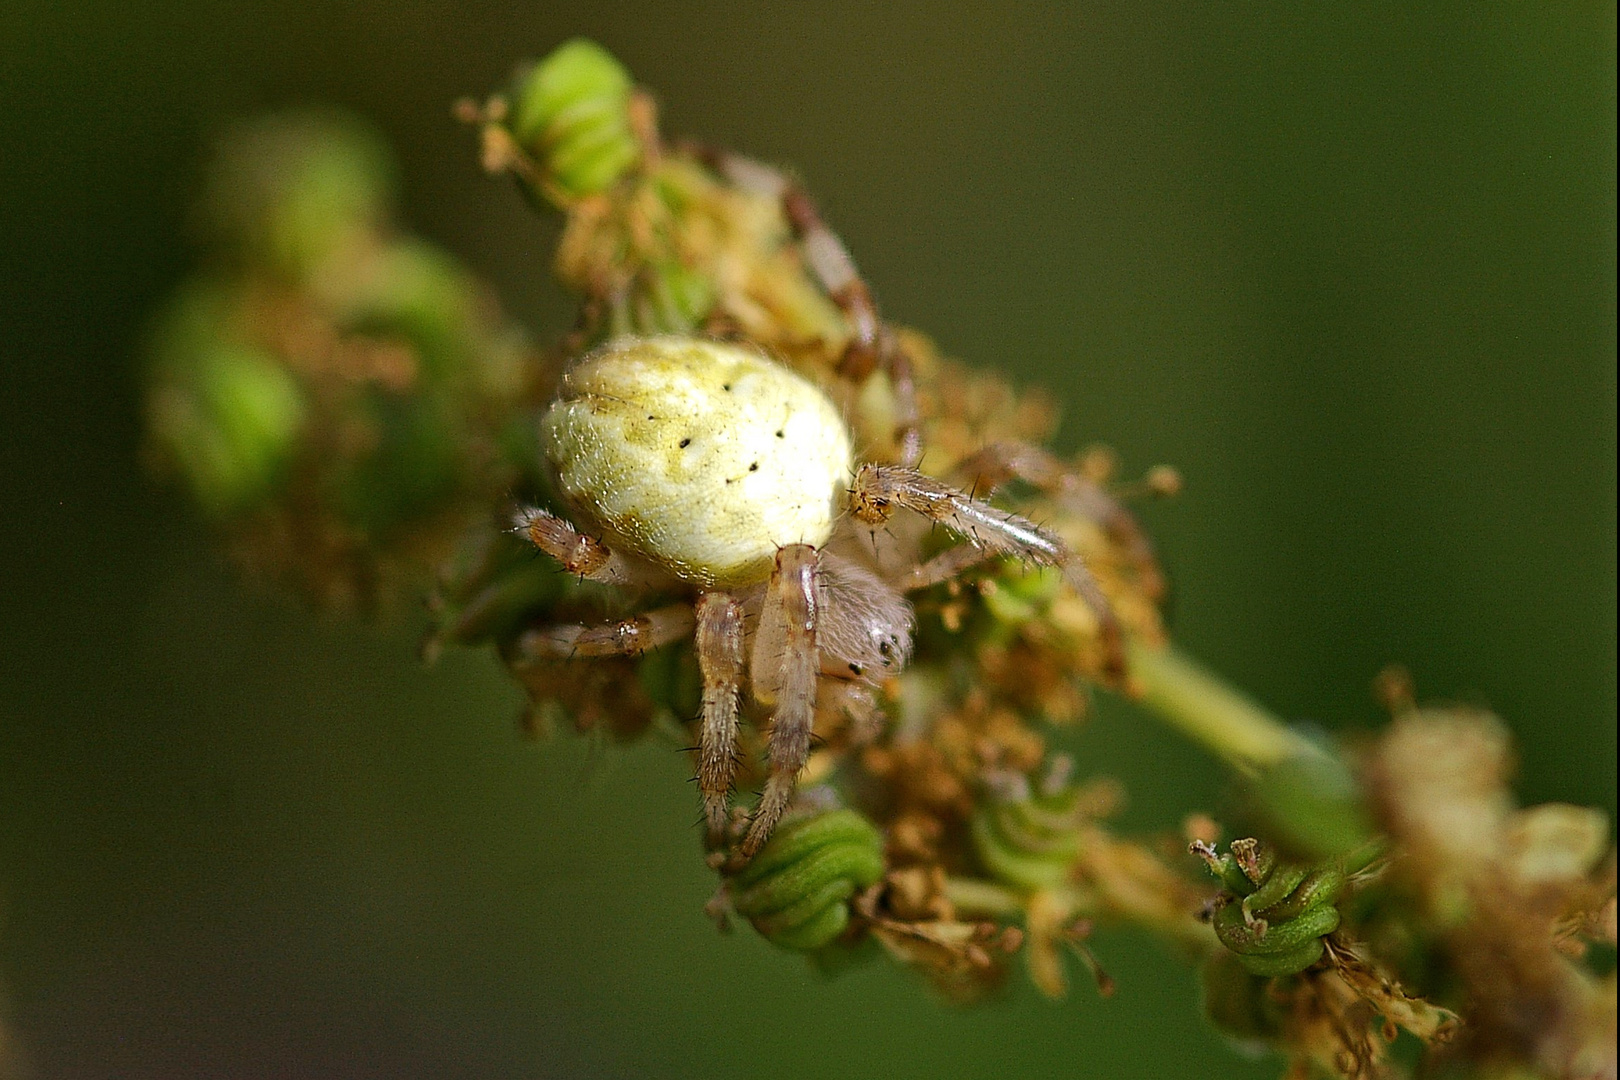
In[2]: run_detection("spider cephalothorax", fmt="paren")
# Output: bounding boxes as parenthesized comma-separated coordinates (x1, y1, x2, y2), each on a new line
(514, 335, 1125, 856)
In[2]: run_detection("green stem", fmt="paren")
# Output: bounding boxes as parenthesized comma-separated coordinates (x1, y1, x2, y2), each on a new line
(946, 875, 1214, 953)
(1126, 641, 1316, 774)
(943, 877, 1026, 918)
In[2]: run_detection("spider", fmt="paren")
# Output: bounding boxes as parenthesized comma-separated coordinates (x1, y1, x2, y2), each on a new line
(510, 148, 1140, 858)
(512, 335, 1129, 859)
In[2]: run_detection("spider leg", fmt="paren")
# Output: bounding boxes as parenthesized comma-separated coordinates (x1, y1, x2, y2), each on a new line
(741, 544, 821, 857)
(512, 603, 695, 660)
(694, 592, 745, 843)
(851, 465, 1064, 561)
(850, 464, 1127, 680)
(950, 441, 1166, 600)
(512, 506, 637, 585)
(694, 146, 922, 466)
(898, 542, 998, 593)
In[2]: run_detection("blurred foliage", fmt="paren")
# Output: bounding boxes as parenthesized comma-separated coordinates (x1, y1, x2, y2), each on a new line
(144, 111, 539, 609)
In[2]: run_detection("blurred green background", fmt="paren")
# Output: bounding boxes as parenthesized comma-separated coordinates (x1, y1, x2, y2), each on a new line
(1, 3, 1613, 1077)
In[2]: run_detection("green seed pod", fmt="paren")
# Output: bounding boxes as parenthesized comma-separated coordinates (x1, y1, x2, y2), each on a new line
(727, 809, 886, 952)
(200, 111, 396, 282)
(970, 768, 1085, 893)
(145, 282, 307, 517)
(632, 260, 717, 334)
(1195, 838, 1346, 977)
(509, 38, 640, 202)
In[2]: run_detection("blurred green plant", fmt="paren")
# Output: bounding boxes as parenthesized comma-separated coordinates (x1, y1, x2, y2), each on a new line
(145, 111, 539, 609)
(144, 39, 1617, 1080)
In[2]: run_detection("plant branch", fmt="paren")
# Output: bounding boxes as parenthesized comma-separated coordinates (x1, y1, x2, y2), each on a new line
(1127, 641, 1318, 775)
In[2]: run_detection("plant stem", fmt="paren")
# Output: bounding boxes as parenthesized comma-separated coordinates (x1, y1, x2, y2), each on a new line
(1126, 641, 1317, 774)
(943, 877, 1026, 918)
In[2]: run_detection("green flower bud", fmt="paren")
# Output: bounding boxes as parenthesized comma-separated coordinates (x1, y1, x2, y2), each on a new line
(970, 768, 1085, 892)
(331, 387, 465, 535)
(150, 116, 537, 608)
(980, 563, 1064, 627)
(1195, 838, 1346, 977)
(201, 111, 395, 281)
(345, 240, 485, 382)
(633, 260, 716, 334)
(146, 284, 307, 516)
(510, 39, 640, 201)
(727, 809, 885, 952)
(1211, 897, 1340, 977)
(320, 240, 531, 536)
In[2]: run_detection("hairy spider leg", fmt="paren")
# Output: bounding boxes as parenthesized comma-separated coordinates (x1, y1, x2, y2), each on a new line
(899, 541, 1000, 594)
(694, 146, 922, 466)
(512, 505, 638, 585)
(512, 603, 696, 661)
(851, 465, 1063, 560)
(951, 441, 1167, 601)
(694, 592, 746, 843)
(850, 464, 1127, 681)
(742, 544, 821, 856)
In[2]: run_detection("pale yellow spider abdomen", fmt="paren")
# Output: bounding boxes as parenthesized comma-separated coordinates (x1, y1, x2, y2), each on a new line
(540, 337, 853, 587)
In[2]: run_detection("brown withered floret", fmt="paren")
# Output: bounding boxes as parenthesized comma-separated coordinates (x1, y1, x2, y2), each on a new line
(1362, 696, 1617, 1080)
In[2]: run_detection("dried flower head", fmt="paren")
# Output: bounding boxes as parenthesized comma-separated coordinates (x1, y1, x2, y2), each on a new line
(1363, 687, 1616, 1079)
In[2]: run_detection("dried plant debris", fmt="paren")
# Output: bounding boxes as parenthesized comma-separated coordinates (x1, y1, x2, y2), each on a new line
(1361, 684, 1616, 1080)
